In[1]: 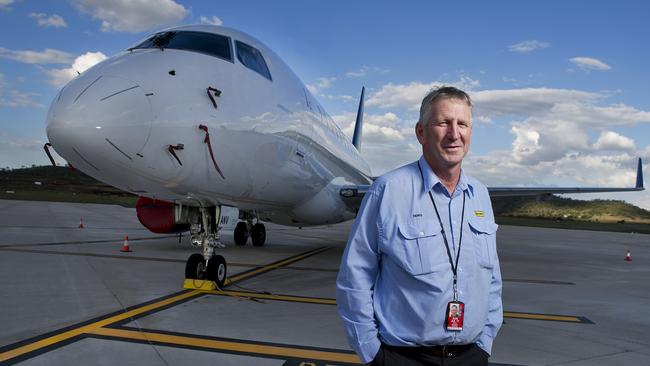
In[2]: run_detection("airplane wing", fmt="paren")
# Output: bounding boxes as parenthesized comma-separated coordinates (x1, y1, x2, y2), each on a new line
(339, 158, 644, 209)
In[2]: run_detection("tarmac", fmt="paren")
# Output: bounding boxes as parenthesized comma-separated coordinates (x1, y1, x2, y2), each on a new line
(1, 199, 649, 365)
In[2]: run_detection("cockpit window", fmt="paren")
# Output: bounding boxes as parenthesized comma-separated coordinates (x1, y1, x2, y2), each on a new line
(235, 41, 272, 81)
(132, 31, 233, 62)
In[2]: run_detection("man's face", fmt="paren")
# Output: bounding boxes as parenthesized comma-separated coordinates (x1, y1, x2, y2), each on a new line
(450, 306, 458, 316)
(416, 98, 472, 171)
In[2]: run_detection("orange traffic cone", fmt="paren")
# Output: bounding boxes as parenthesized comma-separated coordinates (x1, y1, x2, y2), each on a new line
(120, 236, 132, 252)
(78, 217, 85, 228)
(624, 249, 632, 262)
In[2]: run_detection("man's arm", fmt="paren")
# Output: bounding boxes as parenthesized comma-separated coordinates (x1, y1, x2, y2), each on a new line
(336, 190, 382, 364)
(477, 232, 503, 355)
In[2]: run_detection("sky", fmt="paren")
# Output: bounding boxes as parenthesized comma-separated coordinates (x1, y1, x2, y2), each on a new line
(1, 0, 650, 209)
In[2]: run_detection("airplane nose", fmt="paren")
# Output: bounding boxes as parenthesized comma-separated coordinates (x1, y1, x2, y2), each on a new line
(46, 74, 153, 171)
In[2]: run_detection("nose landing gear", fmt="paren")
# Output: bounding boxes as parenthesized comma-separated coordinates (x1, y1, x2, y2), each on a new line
(185, 206, 228, 289)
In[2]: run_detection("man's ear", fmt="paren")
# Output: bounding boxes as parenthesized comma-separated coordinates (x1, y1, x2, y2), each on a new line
(415, 122, 425, 145)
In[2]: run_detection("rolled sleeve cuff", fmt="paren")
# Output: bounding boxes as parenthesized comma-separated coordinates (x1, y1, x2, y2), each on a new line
(476, 334, 494, 356)
(357, 337, 381, 364)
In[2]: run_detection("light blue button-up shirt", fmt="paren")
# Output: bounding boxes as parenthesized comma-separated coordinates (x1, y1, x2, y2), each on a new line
(336, 156, 503, 363)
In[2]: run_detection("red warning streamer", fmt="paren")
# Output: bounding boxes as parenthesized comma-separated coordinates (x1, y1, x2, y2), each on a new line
(198, 124, 225, 179)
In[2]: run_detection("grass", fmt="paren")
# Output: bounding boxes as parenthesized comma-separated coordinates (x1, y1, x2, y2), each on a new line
(495, 216, 650, 234)
(0, 190, 137, 207)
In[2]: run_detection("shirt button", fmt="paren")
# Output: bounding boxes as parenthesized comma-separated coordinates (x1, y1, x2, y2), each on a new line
(419, 231, 424, 236)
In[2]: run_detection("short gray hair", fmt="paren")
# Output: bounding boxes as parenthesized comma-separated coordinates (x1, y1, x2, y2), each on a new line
(418, 86, 472, 126)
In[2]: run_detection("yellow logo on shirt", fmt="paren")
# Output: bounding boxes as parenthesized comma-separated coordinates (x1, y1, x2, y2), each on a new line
(474, 211, 485, 217)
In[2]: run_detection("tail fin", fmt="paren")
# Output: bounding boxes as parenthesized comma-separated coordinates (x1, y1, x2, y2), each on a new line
(636, 157, 644, 189)
(352, 86, 365, 150)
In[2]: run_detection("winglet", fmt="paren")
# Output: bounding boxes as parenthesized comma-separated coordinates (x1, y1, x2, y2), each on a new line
(636, 157, 644, 189)
(352, 86, 365, 150)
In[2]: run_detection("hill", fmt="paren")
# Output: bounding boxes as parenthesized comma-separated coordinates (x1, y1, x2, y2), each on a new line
(0, 165, 136, 206)
(1, 166, 649, 233)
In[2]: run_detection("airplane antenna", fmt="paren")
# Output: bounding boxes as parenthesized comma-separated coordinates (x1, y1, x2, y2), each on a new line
(352, 86, 365, 150)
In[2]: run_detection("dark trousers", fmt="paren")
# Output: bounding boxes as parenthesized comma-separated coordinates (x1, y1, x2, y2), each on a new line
(371, 343, 489, 366)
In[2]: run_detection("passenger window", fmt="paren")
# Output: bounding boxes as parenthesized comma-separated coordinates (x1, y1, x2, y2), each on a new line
(235, 41, 272, 81)
(132, 31, 232, 62)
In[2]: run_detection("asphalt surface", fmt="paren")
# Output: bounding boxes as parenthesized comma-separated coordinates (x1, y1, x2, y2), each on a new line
(1, 199, 649, 365)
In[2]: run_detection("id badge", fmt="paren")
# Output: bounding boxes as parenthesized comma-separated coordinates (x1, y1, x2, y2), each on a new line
(445, 301, 464, 331)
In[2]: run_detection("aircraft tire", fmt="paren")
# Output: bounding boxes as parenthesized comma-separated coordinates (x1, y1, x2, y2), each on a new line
(234, 222, 248, 246)
(185, 253, 206, 279)
(206, 254, 227, 289)
(251, 223, 266, 247)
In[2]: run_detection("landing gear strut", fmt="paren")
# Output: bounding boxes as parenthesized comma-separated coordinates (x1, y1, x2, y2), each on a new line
(185, 206, 227, 288)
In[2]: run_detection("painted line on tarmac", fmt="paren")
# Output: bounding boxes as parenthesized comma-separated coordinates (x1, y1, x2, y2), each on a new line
(503, 311, 593, 324)
(211, 290, 338, 305)
(224, 246, 331, 285)
(89, 327, 361, 365)
(0, 235, 179, 248)
(206, 290, 593, 324)
(503, 278, 575, 285)
(0, 246, 331, 364)
(0, 247, 339, 273)
(0, 290, 202, 364)
(0, 224, 149, 230)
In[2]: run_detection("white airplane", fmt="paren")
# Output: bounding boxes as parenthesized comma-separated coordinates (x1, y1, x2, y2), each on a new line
(45, 25, 644, 288)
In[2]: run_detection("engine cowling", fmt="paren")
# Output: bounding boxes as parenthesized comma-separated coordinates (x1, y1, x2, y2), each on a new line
(135, 196, 190, 233)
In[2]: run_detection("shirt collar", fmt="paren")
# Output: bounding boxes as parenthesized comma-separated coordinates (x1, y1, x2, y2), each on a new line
(417, 155, 473, 197)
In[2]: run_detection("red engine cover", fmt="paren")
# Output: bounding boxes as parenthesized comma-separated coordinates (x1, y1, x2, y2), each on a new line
(136, 196, 189, 233)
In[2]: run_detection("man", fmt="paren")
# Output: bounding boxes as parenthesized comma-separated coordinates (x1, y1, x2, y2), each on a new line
(336, 86, 502, 366)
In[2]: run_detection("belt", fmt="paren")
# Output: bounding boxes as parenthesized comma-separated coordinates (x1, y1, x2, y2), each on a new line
(383, 343, 475, 357)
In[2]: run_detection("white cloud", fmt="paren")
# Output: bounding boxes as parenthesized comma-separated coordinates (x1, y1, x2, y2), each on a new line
(346, 65, 390, 78)
(0, 73, 41, 108)
(593, 131, 636, 151)
(199, 16, 223, 26)
(0, 0, 14, 8)
(0, 47, 73, 64)
(28, 12, 67, 27)
(73, 0, 188, 33)
(47, 52, 107, 87)
(472, 88, 601, 120)
(345, 79, 650, 209)
(508, 40, 550, 53)
(366, 77, 481, 110)
(569, 57, 611, 71)
(306, 77, 336, 95)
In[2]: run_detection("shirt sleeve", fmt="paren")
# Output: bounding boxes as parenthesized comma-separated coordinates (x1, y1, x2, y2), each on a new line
(477, 217, 503, 355)
(336, 190, 383, 364)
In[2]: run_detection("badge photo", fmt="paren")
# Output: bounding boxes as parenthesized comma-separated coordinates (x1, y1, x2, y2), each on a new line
(445, 301, 465, 331)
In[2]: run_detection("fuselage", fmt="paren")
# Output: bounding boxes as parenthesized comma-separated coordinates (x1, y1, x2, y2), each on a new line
(46, 25, 372, 226)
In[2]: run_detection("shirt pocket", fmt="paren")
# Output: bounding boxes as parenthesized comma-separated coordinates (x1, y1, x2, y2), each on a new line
(467, 215, 498, 269)
(396, 220, 448, 275)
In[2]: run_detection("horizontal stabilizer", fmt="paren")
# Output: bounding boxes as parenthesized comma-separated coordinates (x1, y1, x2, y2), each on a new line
(488, 157, 644, 197)
(339, 158, 644, 211)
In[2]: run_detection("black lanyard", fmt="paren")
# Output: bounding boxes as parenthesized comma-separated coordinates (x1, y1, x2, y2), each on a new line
(418, 161, 466, 300)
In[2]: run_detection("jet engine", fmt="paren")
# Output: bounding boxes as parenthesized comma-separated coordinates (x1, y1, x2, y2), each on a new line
(135, 196, 192, 233)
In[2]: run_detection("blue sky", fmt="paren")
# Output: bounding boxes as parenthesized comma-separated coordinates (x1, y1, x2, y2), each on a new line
(1, 0, 650, 209)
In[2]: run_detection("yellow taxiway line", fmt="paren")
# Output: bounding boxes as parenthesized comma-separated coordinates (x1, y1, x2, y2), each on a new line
(0, 247, 330, 363)
(503, 311, 584, 323)
(89, 327, 361, 364)
(0, 290, 201, 362)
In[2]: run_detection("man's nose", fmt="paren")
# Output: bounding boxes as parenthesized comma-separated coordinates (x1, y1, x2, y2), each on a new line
(445, 122, 460, 140)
